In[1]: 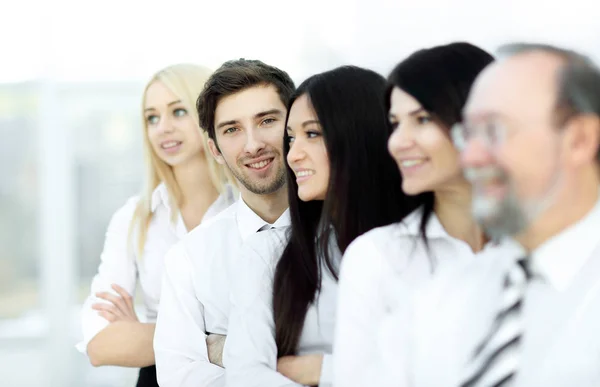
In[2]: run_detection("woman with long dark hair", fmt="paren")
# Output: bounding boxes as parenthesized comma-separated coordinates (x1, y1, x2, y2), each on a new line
(332, 42, 496, 387)
(224, 65, 418, 386)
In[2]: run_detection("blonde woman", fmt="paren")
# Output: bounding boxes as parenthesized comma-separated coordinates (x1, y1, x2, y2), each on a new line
(77, 64, 236, 387)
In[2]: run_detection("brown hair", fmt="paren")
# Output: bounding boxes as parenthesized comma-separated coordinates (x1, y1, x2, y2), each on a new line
(196, 58, 295, 145)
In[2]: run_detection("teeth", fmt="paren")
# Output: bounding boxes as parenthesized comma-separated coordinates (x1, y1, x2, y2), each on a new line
(401, 159, 425, 167)
(162, 141, 180, 149)
(297, 170, 314, 177)
(249, 159, 271, 169)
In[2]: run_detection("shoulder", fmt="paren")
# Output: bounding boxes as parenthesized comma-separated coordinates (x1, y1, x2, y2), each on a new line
(188, 201, 238, 238)
(173, 202, 239, 260)
(354, 222, 409, 249)
(340, 223, 406, 282)
(344, 220, 420, 270)
(108, 195, 141, 227)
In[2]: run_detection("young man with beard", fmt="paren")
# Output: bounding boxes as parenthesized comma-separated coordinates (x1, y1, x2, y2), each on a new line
(153, 59, 295, 387)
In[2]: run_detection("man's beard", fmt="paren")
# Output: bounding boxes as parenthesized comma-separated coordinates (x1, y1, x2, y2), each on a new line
(465, 166, 561, 240)
(226, 155, 286, 195)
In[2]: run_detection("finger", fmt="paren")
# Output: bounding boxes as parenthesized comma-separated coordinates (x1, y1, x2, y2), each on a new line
(92, 303, 122, 316)
(111, 284, 134, 310)
(95, 291, 124, 307)
(95, 292, 130, 316)
(98, 310, 118, 323)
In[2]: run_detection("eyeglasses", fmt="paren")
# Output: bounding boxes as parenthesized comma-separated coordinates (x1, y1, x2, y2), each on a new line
(451, 121, 509, 151)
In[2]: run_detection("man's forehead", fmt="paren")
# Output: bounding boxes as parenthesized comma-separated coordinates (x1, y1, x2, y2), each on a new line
(215, 85, 285, 123)
(465, 52, 563, 121)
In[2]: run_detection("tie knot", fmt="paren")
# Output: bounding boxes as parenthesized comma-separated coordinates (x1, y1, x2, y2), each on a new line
(504, 255, 531, 288)
(516, 255, 532, 280)
(257, 224, 272, 232)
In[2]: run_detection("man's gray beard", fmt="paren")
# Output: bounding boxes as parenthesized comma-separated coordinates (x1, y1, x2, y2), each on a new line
(466, 166, 532, 240)
(471, 189, 530, 241)
(467, 164, 563, 241)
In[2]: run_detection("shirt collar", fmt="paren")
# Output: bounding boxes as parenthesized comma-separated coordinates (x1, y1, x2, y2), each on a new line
(150, 183, 171, 213)
(530, 195, 600, 291)
(235, 196, 291, 241)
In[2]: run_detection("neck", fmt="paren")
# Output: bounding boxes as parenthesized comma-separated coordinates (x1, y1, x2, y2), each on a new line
(172, 154, 219, 208)
(240, 185, 288, 224)
(434, 181, 487, 253)
(517, 169, 599, 252)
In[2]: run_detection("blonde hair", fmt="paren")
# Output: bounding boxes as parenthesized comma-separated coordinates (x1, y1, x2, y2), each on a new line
(129, 64, 234, 256)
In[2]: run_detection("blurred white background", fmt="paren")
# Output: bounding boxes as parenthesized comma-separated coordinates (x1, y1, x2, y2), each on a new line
(0, 0, 598, 385)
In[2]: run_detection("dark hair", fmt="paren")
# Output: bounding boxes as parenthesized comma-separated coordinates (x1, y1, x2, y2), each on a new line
(196, 58, 295, 143)
(272, 66, 420, 356)
(498, 42, 600, 162)
(386, 42, 494, 249)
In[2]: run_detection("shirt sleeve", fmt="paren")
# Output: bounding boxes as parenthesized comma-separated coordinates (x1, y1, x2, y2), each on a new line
(332, 235, 391, 387)
(77, 197, 139, 355)
(224, 238, 301, 387)
(320, 354, 334, 386)
(154, 242, 225, 387)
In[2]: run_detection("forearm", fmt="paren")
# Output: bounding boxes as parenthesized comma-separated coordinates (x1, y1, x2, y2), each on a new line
(87, 321, 156, 367)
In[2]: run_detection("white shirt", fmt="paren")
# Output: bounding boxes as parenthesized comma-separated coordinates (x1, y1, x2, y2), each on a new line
(77, 183, 235, 354)
(224, 227, 339, 387)
(154, 198, 290, 387)
(379, 196, 600, 386)
(332, 208, 502, 387)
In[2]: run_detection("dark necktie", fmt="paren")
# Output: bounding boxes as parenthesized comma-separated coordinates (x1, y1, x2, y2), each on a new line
(460, 256, 530, 387)
(257, 224, 273, 232)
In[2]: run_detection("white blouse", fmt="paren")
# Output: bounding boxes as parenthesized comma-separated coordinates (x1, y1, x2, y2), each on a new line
(224, 227, 339, 387)
(77, 183, 235, 354)
(332, 208, 498, 387)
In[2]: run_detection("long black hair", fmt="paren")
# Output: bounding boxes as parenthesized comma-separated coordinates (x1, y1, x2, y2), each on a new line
(386, 42, 494, 248)
(272, 66, 420, 356)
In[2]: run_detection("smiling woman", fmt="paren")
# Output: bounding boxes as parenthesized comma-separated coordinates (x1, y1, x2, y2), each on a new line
(332, 42, 498, 387)
(286, 94, 330, 202)
(77, 64, 236, 387)
(224, 65, 420, 387)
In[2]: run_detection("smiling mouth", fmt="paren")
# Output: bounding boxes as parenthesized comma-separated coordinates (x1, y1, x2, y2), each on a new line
(161, 141, 181, 149)
(296, 170, 315, 177)
(400, 159, 427, 168)
(246, 158, 273, 169)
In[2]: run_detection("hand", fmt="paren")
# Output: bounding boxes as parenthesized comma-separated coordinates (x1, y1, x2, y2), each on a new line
(92, 284, 139, 323)
(206, 333, 226, 367)
(277, 354, 323, 386)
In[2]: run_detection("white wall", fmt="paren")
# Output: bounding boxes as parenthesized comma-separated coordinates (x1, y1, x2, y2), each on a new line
(0, 0, 598, 385)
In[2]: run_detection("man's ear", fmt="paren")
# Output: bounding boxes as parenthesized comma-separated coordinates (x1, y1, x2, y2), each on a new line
(208, 138, 225, 165)
(565, 114, 600, 168)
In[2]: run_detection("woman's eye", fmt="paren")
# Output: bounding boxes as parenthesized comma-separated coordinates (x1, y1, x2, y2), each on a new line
(174, 108, 187, 117)
(417, 116, 432, 124)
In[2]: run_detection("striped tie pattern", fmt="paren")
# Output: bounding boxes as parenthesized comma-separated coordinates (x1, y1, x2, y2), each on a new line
(460, 256, 530, 387)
